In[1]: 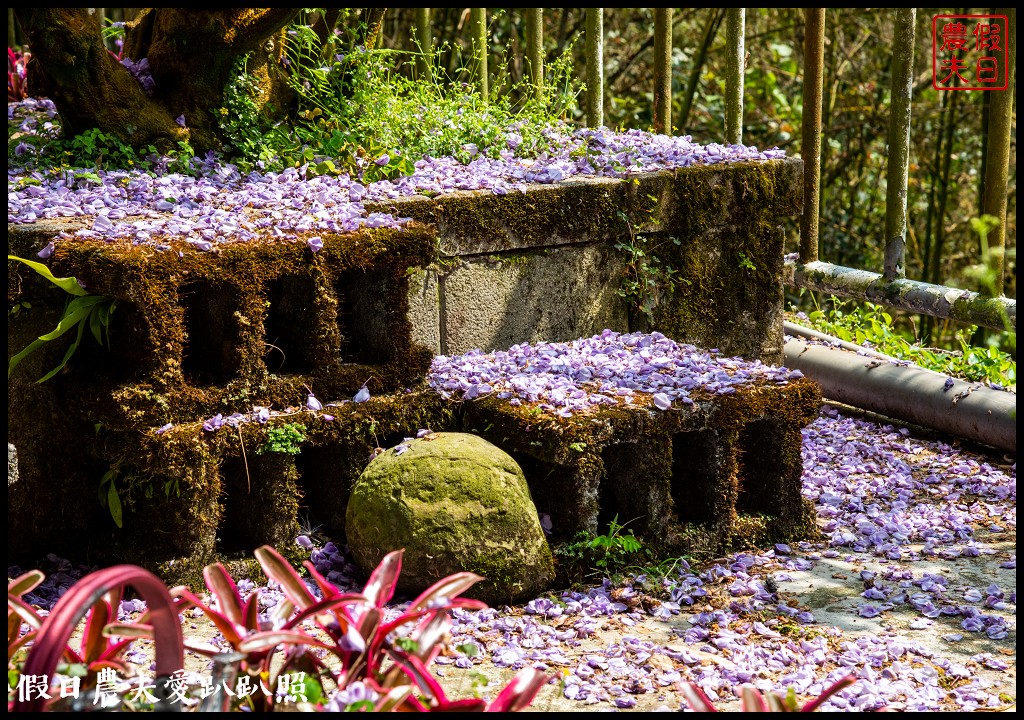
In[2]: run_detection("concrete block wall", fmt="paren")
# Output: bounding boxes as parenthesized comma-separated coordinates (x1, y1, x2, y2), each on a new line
(8, 158, 806, 578)
(462, 377, 822, 557)
(375, 158, 802, 362)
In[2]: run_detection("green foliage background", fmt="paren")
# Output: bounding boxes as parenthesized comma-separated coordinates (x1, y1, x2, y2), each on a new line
(375, 8, 1016, 350)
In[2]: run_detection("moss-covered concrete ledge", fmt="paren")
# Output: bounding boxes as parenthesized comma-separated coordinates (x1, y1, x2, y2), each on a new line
(8, 223, 436, 431)
(373, 158, 802, 364)
(461, 375, 822, 560)
(8, 374, 820, 588)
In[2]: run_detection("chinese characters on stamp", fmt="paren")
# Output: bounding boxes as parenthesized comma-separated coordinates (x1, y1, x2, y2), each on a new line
(932, 14, 1009, 90)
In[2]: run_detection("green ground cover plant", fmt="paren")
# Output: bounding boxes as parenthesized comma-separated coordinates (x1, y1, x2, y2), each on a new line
(790, 294, 1016, 388)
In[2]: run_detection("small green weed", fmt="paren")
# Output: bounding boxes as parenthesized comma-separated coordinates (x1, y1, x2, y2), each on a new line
(223, 11, 582, 176)
(614, 212, 682, 322)
(11, 125, 196, 177)
(98, 468, 123, 529)
(258, 423, 307, 455)
(554, 515, 647, 583)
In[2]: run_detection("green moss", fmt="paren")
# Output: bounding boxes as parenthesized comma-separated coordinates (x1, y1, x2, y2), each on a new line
(435, 181, 624, 251)
(7, 222, 439, 434)
(640, 162, 793, 361)
(462, 542, 555, 605)
(460, 374, 820, 559)
(345, 432, 554, 604)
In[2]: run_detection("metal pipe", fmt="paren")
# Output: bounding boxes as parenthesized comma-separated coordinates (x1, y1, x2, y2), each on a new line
(653, 8, 673, 134)
(724, 8, 745, 144)
(784, 259, 1017, 332)
(783, 321, 904, 365)
(799, 9, 825, 264)
(784, 338, 1016, 452)
(883, 8, 915, 281)
(981, 8, 1015, 297)
(585, 8, 604, 127)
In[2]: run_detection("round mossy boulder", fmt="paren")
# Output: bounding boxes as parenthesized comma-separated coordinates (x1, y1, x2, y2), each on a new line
(345, 432, 553, 605)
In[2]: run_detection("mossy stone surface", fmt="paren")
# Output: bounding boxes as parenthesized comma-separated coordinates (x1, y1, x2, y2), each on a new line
(345, 432, 553, 605)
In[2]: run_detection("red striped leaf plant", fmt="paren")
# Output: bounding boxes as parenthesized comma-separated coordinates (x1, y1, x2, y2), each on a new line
(681, 676, 870, 712)
(8, 548, 551, 712)
(9, 565, 183, 713)
(254, 545, 553, 712)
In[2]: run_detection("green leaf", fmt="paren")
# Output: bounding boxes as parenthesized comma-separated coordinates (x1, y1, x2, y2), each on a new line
(37, 295, 106, 342)
(393, 636, 418, 652)
(456, 642, 480, 657)
(7, 338, 47, 378)
(36, 318, 87, 383)
(298, 674, 324, 705)
(8, 255, 90, 296)
(623, 537, 643, 553)
(89, 307, 105, 345)
(107, 476, 123, 528)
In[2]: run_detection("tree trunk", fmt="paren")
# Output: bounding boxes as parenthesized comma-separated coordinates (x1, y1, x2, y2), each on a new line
(16, 8, 299, 153)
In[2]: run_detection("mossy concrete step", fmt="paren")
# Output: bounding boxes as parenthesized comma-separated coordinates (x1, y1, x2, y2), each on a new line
(7, 390, 458, 588)
(8, 223, 436, 432)
(461, 374, 822, 558)
(7, 374, 819, 588)
(379, 158, 802, 364)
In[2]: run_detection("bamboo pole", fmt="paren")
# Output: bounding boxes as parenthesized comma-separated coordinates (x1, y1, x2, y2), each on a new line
(653, 8, 673, 134)
(799, 9, 826, 264)
(585, 8, 603, 127)
(882, 8, 915, 282)
(929, 88, 959, 288)
(981, 8, 1015, 296)
(471, 7, 488, 101)
(415, 8, 432, 83)
(724, 8, 745, 144)
(526, 8, 543, 101)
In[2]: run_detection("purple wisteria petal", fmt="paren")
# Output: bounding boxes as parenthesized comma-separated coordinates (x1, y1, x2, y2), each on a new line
(8, 104, 788, 254)
(427, 331, 803, 416)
